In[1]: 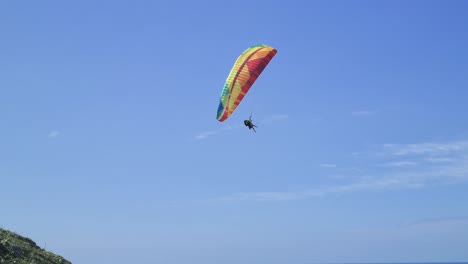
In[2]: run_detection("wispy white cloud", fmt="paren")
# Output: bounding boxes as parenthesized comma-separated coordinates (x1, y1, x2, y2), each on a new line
(220, 169, 466, 202)
(194, 126, 232, 140)
(320, 163, 337, 168)
(48, 130, 60, 138)
(383, 161, 418, 167)
(194, 131, 217, 140)
(383, 141, 468, 156)
(217, 139, 468, 202)
(425, 157, 455, 163)
(220, 171, 432, 202)
(351, 110, 375, 116)
(377, 140, 468, 169)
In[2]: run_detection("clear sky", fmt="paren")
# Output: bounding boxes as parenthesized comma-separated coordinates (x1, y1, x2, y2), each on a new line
(1, 1, 468, 263)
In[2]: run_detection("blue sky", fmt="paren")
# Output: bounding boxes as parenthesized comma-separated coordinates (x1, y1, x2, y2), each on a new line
(1, 0, 468, 263)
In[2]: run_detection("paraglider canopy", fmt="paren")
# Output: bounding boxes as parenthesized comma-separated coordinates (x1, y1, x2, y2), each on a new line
(216, 44, 277, 122)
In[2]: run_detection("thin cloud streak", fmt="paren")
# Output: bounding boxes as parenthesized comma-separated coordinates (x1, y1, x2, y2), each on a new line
(194, 126, 232, 140)
(426, 157, 455, 163)
(218, 139, 468, 202)
(221, 172, 430, 202)
(195, 131, 217, 140)
(221, 166, 468, 202)
(48, 131, 60, 138)
(320, 163, 337, 168)
(351, 110, 375, 116)
(383, 161, 418, 167)
(383, 141, 468, 156)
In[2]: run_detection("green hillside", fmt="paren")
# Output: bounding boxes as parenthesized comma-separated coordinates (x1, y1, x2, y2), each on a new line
(0, 228, 71, 264)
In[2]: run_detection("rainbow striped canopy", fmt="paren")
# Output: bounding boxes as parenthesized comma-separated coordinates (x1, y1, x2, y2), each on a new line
(216, 44, 277, 122)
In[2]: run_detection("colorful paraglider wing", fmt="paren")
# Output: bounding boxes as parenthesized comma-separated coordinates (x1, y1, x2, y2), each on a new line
(216, 44, 277, 122)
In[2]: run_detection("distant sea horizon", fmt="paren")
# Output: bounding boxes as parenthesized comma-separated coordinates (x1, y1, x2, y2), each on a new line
(306, 261, 468, 264)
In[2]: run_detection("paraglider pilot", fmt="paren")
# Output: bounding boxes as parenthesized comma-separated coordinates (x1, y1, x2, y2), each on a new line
(244, 115, 257, 132)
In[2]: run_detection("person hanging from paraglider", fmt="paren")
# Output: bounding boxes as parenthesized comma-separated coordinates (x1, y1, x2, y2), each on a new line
(244, 114, 257, 132)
